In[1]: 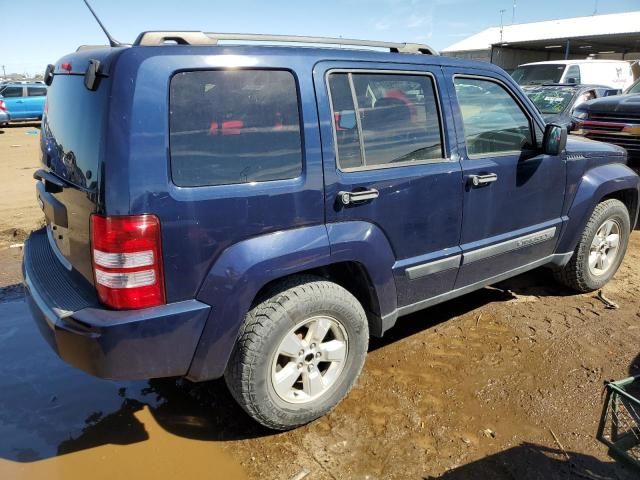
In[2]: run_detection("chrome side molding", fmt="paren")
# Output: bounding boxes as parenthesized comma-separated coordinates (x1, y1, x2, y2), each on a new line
(463, 227, 557, 265)
(405, 254, 461, 280)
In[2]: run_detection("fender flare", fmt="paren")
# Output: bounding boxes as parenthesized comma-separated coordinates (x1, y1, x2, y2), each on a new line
(556, 163, 640, 255)
(186, 221, 397, 381)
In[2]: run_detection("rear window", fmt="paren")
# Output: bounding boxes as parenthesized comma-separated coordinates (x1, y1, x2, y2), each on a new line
(511, 64, 566, 85)
(44, 75, 108, 190)
(169, 69, 303, 187)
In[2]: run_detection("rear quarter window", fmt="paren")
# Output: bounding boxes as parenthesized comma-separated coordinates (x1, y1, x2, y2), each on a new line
(28, 87, 47, 97)
(169, 69, 303, 187)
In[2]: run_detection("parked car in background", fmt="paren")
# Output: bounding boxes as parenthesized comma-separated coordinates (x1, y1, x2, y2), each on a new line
(0, 96, 10, 128)
(24, 31, 639, 431)
(521, 83, 618, 128)
(512, 60, 634, 90)
(0, 83, 47, 121)
(572, 78, 640, 165)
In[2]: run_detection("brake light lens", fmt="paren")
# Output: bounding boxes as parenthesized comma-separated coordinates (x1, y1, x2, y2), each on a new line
(91, 214, 166, 309)
(0, 100, 6, 112)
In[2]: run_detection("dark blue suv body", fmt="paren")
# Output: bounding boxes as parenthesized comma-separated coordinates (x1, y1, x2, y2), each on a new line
(23, 32, 639, 430)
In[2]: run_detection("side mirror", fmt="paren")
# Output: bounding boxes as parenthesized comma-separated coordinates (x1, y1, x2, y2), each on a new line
(44, 64, 54, 86)
(543, 123, 567, 156)
(337, 110, 357, 130)
(567, 77, 577, 84)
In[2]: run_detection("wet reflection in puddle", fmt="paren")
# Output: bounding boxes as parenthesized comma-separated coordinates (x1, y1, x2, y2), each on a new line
(0, 299, 251, 479)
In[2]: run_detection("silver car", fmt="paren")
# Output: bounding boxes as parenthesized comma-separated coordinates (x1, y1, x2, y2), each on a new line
(0, 95, 10, 127)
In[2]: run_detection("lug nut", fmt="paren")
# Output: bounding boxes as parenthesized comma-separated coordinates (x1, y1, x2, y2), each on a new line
(316, 352, 321, 358)
(297, 362, 303, 368)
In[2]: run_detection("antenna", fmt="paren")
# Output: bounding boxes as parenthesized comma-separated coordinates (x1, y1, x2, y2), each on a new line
(82, 0, 122, 47)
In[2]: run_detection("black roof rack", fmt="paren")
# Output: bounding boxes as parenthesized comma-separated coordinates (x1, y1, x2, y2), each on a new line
(133, 31, 438, 55)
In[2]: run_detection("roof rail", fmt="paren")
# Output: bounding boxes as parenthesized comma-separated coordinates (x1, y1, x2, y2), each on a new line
(133, 31, 438, 55)
(76, 44, 112, 52)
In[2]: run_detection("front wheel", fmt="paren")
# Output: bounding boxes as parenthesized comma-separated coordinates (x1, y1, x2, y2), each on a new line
(224, 276, 369, 430)
(554, 199, 630, 292)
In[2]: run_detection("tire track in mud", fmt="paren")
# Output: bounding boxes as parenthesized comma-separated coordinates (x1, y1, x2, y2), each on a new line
(231, 236, 640, 479)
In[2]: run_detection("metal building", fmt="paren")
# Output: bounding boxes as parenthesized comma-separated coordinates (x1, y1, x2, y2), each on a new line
(441, 11, 640, 73)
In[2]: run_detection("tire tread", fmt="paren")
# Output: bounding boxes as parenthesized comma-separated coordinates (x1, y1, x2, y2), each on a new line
(225, 275, 368, 430)
(554, 199, 630, 292)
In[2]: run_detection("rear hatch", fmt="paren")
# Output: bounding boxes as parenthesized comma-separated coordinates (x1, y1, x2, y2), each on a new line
(37, 50, 118, 284)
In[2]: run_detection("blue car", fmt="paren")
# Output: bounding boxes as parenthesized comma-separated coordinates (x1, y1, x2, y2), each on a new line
(0, 82, 47, 120)
(23, 32, 639, 430)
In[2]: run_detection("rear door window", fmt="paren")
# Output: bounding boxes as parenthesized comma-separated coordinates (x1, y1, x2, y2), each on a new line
(328, 72, 444, 170)
(1, 86, 23, 98)
(169, 69, 303, 187)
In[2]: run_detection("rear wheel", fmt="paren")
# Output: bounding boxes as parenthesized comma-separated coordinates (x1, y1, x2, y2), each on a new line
(554, 199, 630, 292)
(224, 276, 369, 430)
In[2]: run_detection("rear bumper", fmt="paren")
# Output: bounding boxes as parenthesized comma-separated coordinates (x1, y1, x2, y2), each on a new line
(23, 228, 210, 380)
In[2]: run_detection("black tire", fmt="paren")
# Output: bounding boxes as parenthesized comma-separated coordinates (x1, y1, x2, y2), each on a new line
(224, 275, 369, 430)
(554, 199, 630, 292)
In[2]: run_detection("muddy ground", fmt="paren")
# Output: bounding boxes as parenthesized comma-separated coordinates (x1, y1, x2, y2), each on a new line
(0, 124, 43, 287)
(0, 124, 639, 479)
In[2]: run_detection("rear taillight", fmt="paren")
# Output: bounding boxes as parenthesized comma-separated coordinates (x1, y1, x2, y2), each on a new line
(91, 214, 166, 310)
(0, 100, 6, 112)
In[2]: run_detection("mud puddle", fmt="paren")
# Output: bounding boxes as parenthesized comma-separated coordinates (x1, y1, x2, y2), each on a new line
(0, 300, 247, 480)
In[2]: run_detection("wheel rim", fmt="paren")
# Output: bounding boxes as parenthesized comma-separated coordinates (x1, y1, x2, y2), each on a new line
(588, 218, 621, 277)
(271, 315, 348, 404)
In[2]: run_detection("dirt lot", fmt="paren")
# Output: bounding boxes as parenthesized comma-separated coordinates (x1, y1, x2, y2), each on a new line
(1, 124, 639, 479)
(0, 124, 43, 286)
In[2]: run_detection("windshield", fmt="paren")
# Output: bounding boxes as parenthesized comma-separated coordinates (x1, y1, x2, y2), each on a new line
(524, 87, 575, 114)
(511, 64, 566, 85)
(627, 80, 640, 94)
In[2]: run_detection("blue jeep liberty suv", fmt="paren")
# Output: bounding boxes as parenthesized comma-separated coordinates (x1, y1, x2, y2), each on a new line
(23, 32, 640, 430)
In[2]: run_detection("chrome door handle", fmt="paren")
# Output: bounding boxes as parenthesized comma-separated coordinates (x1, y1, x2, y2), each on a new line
(468, 173, 498, 187)
(338, 188, 379, 205)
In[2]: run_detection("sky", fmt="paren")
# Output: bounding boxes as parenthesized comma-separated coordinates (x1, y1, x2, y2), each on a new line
(1, 0, 639, 76)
